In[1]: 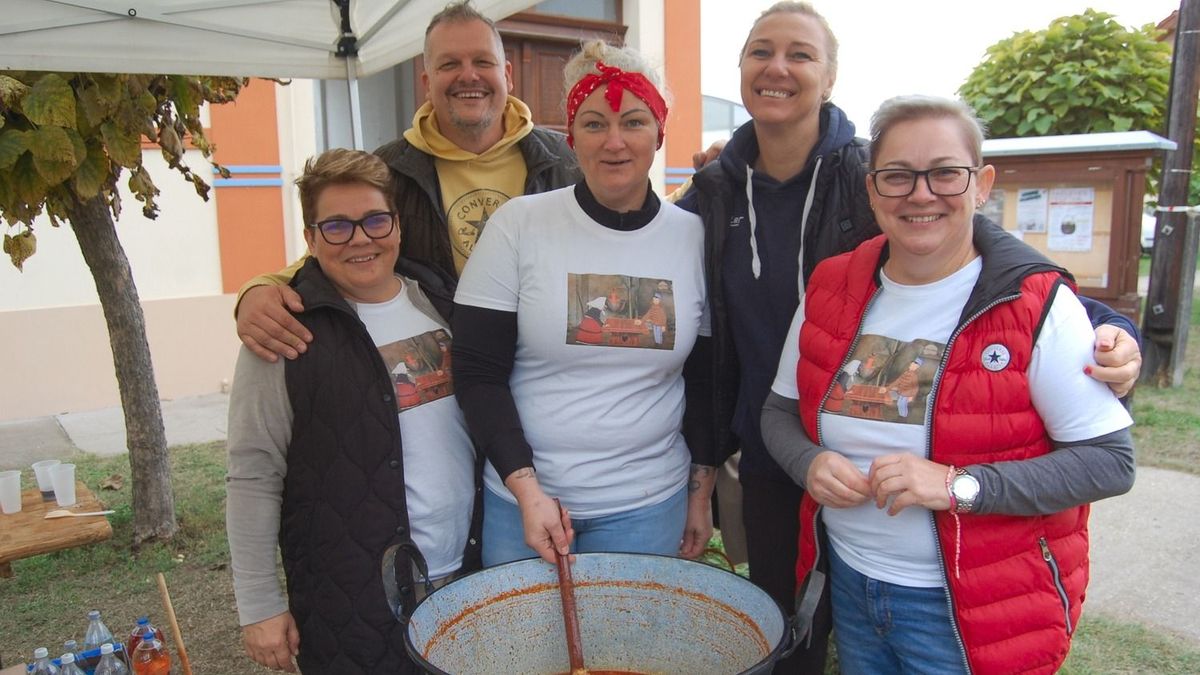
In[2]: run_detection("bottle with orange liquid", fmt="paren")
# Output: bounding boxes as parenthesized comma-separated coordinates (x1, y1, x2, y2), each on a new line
(129, 629, 171, 675)
(125, 617, 164, 659)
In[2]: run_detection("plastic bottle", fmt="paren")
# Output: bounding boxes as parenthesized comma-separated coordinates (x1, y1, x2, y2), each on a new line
(59, 652, 87, 675)
(82, 609, 116, 670)
(93, 643, 128, 675)
(125, 616, 164, 658)
(63, 639, 86, 668)
(29, 647, 59, 675)
(130, 629, 171, 675)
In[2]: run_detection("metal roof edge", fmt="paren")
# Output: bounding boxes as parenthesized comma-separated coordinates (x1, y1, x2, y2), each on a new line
(982, 130, 1177, 157)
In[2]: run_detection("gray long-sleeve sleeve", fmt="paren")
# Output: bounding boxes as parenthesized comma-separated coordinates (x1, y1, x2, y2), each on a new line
(225, 346, 294, 626)
(761, 391, 1134, 516)
(969, 428, 1135, 515)
(761, 391, 826, 488)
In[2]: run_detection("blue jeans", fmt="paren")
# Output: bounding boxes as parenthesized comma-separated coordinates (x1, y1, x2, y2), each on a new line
(482, 484, 687, 566)
(829, 547, 967, 675)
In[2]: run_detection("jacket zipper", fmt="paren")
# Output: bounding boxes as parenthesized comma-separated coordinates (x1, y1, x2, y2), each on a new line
(925, 292, 1021, 675)
(1039, 537, 1074, 635)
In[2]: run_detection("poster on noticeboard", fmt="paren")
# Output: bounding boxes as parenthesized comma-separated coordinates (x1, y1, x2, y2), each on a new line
(1047, 187, 1096, 252)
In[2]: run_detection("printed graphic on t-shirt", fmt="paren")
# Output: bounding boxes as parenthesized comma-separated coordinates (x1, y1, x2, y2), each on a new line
(822, 335, 945, 425)
(377, 328, 454, 411)
(448, 188, 509, 260)
(567, 274, 675, 350)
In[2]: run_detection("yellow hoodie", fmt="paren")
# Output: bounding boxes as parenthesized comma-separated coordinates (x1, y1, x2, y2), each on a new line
(404, 96, 535, 275)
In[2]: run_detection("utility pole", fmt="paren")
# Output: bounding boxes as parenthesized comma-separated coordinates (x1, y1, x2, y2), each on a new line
(1142, 0, 1200, 387)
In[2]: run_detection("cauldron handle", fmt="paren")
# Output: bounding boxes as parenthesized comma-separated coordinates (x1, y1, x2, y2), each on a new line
(778, 567, 826, 659)
(382, 540, 435, 624)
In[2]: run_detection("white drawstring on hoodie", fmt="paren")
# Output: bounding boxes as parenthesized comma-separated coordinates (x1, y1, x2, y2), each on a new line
(744, 155, 824, 302)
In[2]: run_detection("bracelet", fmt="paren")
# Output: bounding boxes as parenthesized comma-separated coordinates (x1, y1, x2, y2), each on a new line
(945, 463, 962, 580)
(945, 464, 957, 512)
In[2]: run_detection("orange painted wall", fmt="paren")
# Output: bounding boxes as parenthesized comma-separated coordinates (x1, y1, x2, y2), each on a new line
(207, 79, 287, 293)
(664, 0, 702, 183)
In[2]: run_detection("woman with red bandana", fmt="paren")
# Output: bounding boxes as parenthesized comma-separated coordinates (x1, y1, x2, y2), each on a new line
(452, 40, 716, 566)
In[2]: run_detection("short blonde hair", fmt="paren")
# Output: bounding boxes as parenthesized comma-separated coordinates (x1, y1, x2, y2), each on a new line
(563, 40, 670, 104)
(295, 149, 393, 226)
(740, 2, 838, 76)
(868, 95, 987, 169)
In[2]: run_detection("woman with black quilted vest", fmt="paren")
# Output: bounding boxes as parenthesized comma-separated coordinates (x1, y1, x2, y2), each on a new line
(225, 149, 480, 674)
(762, 95, 1135, 674)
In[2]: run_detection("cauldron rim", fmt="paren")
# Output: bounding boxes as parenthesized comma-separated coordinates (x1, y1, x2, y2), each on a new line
(402, 551, 793, 675)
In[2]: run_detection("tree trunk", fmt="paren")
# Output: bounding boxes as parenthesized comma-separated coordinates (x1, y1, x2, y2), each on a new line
(66, 193, 177, 545)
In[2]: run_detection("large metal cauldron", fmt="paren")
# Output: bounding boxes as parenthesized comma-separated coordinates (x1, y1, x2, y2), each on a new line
(402, 552, 796, 675)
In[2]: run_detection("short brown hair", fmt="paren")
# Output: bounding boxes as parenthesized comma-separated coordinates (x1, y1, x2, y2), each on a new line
(295, 149, 393, 226)
(424, 1, 504, 62)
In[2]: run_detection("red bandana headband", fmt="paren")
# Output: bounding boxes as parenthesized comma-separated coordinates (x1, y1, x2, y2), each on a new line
(565, 61, 669, 150)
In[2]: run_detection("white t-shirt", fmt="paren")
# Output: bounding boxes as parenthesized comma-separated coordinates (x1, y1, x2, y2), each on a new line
(356, 280, 475, 580)
(772, 257, 1133, 586)
(455, 186, 710, 518)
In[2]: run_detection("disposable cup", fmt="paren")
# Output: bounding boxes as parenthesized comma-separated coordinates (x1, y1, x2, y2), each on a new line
(50, 463, 77, 507)
(0, 470, 21, 515)
(32, 459, 61, 501)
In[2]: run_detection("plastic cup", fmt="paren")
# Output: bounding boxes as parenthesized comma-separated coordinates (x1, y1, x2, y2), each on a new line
(50, 463, 77, 507)
(0, 470, 21, 514)
(32, 459, 61, 501)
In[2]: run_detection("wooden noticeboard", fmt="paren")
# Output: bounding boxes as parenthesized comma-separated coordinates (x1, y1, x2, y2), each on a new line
(982, 148, 1154, 322)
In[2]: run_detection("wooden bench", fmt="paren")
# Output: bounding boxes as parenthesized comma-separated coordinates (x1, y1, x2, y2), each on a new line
(0, 482, 113, 577)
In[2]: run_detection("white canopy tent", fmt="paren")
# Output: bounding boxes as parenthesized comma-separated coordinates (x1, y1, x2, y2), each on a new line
(0, 0, 540, 147)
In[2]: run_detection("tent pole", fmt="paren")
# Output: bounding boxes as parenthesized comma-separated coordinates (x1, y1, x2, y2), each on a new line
(346, 58, 365, 150)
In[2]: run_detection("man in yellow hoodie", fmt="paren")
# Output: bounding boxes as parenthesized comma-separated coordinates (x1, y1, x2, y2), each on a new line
(236, 1, 579, 362)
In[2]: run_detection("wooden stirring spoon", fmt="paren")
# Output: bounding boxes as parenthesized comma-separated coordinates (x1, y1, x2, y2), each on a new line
(44, 509, 115, 519)
(553, 499, 587, 675)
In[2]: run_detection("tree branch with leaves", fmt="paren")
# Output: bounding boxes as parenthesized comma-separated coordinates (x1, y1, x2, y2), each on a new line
(0, 71, 244, 545)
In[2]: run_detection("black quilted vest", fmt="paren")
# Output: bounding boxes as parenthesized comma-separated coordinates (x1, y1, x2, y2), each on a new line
(281, 256, 477, 674)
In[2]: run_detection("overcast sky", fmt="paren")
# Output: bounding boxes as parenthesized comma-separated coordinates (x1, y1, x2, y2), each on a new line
(699, 0, 1183, 135)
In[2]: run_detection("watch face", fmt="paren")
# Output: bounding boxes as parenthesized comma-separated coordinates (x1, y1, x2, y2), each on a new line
(953, 474, 980, 500)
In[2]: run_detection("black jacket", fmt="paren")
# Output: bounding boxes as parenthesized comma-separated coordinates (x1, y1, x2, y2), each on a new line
(281, 256, 481, 674)
(374, 127, 581, 280)
(684, 106, 877, 476)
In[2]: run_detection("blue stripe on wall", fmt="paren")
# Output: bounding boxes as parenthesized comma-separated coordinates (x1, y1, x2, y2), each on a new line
(213, 178, 284, 187)
(213, 165, 283, 175)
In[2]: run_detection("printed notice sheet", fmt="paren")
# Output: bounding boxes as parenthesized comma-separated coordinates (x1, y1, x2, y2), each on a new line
(1047, 187, 1095, 252)
(1017, 188, 1048, 233)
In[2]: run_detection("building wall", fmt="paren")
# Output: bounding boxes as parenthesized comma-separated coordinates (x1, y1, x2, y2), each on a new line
(1, 2, 696, 422)
(663, 0, 702, 190)
(1, 79, 299, 422)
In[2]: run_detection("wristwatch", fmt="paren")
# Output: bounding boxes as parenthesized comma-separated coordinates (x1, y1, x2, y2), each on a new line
(951, 468, 980, 514)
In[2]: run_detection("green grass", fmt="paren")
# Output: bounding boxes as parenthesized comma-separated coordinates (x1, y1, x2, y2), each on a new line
(0, 442, 269, 674)
(4, 384, 1200, 673)
(1131, 254, 1200, 476)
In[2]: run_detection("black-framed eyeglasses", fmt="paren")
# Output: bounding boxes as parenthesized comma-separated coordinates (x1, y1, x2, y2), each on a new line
(869, 166, 979, 198)
(309, 212, 396, 244)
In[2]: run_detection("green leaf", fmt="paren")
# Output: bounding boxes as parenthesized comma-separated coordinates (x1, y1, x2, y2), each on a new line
(100, 120, 142, 168)
(11, 154, 48, 206)
(1033, 115, 1055, 135)
(72, 143, 110, 198)
(79, 83, 114, 127)
(0, 75, 30, 108)
(23, 74, 76, 128)
(1109, 114, 1133, 132)
(0, 129, 31, 169)
(29, 126, 76, 164)
(3, 229, 37, 270)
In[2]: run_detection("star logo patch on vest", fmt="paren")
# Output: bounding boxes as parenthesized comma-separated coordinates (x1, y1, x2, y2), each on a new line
(981, 344, 1011, 372)
(448, 189, 509, 260)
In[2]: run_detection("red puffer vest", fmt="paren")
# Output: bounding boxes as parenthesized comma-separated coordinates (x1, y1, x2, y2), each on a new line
(794, 230, 1085, 674)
